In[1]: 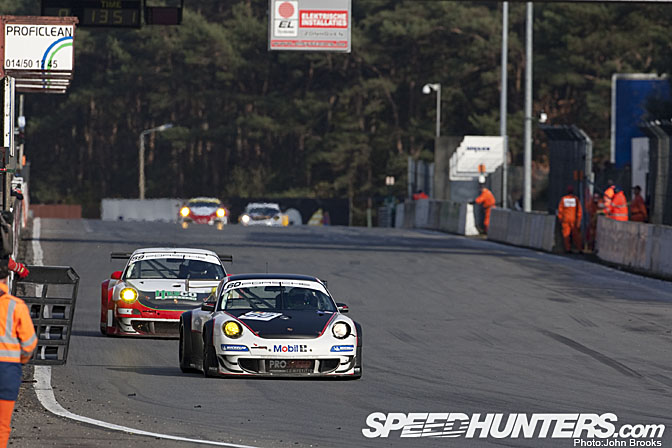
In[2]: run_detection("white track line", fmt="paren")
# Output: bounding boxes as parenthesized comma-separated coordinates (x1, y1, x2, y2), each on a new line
(30, 218, 262, 448)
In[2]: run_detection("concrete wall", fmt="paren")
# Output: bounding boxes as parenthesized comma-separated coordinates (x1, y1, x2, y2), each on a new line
(101, 199, 182, 222)
(596, 216, 672, 278)
(487, 208, 556, 252)
(395, 200, 479, 236)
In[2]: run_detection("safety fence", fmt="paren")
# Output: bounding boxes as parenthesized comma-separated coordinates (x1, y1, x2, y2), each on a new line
(487, 208, 557, 253)
(394, 200, 479, 236)
(596, 216, 672, 278)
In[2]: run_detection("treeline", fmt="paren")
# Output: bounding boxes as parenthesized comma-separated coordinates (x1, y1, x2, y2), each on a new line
(3, 0, 672, 220)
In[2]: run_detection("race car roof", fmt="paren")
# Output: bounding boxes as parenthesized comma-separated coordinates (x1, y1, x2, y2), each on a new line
(244, 202, 280, 209)
(188, 197, 221, 204)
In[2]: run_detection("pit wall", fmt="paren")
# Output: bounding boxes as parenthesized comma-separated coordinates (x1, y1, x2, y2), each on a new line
(595, 216, 672, 278)
(395, 200, 479, 236)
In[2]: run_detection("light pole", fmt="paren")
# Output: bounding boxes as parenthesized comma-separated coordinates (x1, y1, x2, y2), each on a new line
(523, 2, 533, 212)
(423, 83, 441, 138)
(139, 123, 173, 200)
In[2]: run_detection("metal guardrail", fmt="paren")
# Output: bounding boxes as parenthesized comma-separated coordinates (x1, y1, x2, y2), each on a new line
(12, 265, 80, 365)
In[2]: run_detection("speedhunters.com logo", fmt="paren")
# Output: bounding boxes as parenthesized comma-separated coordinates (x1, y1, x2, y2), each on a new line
(362, 413, 664, 446)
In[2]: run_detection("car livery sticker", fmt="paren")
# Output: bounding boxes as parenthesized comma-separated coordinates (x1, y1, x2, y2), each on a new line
(239, 311, 283, 321)
(130, 252, 217, 263)
(223, 280, 327, 294)
(155, 290, 199, 301)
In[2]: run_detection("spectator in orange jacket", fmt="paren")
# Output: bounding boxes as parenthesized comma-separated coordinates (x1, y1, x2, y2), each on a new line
(607, 187, 628, 221)
(0, 259, 35, 448)
(630, 185, 647, 222)
(557, 185, 583, 253)
(475, 185, 496, 233)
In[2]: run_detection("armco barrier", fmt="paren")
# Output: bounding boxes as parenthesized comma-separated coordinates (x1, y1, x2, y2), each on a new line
(488, 208, 556, 252)
(101, 198, 182, 222)
(596, 216, 672, 278)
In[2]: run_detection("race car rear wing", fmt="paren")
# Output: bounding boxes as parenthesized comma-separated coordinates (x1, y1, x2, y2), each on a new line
(110, 252, 233, 262)
(110, 252, 133, 260)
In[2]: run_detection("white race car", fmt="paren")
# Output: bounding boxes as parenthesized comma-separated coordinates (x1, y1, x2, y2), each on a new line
(179, 273, 362, 378)
(101, 248, 231, 337)
(238, 202, 288, 226)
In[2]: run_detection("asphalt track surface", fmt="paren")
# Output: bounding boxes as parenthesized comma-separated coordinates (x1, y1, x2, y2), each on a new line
(10, 218, 672, 447)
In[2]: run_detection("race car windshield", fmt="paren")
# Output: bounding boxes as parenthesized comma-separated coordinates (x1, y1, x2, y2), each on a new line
(124, 258, 225, 280)
(188, 201, 219, 208)
(247, 207, 278, 216)
(221, 286, 337, 312)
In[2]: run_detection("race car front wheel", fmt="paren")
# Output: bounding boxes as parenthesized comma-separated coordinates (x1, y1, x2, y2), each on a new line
(203, 341, 218, 378)
(202, 324, 219, 378)
(179, 324, 199, 374)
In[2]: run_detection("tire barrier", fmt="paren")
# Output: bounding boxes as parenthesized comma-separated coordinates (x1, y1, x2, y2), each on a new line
(596, 216, 672, 278)
(487, 208, 557, 252)
(394, 200, 478, 236)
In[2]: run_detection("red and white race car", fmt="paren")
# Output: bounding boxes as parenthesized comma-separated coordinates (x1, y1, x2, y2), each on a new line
(100, 248, 231, 337)
(179, 197, 229, 229)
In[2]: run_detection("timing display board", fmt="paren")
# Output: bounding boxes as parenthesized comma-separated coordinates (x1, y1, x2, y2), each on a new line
(269, 0, 351, 53)
(42, 0, 142, 28)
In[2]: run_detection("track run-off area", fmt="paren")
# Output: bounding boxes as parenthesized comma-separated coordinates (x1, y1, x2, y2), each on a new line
(11, 218, 672, 447)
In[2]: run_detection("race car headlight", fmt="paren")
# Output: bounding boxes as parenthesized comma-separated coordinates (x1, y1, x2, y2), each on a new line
(120, 287, 138, 303)
(273, 215, 280, 220)
(223, 321, 242, 338)
(332, 322, 351, 339)
(180, 207, 190, 217)
(240, 214, 250, 224)
(216, 208, 226, 218)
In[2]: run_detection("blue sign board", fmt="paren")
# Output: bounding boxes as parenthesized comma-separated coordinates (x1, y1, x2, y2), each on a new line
(611, 74, 670, 168)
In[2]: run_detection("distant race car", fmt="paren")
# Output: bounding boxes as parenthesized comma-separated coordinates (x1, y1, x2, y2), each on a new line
(179, 273, 362, 378)
(238, 202, 288, 227)
(179, 197, 229, 229)
(100, 248, 231, 337)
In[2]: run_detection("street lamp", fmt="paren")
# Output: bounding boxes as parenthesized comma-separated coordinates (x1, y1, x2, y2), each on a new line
(139, 123, 173, 200)
(423, 83, 441, 138)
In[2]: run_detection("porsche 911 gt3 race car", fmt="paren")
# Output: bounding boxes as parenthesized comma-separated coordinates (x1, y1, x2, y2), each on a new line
(100, 248, 231, 337)
(238, 202, 288, 227)
(179, 197, 229, 229)
(179, 274, 362, 378)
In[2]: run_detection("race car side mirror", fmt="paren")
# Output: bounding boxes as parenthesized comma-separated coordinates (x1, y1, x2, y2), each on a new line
(337, 303, 349, 313)
(201, 303, 215, 312)
(111, 271, 122, 280)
